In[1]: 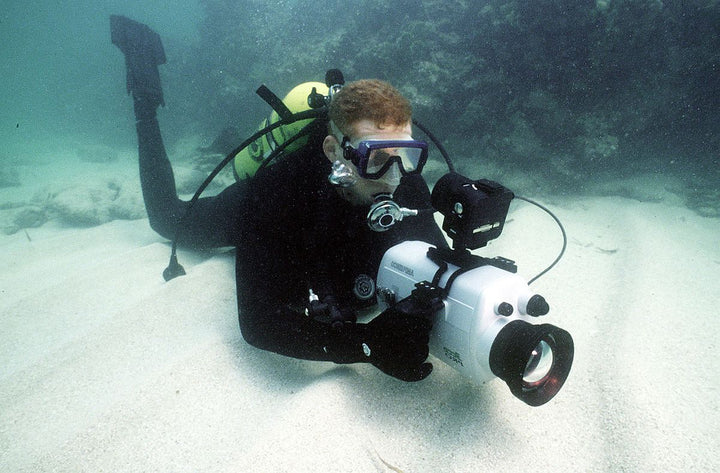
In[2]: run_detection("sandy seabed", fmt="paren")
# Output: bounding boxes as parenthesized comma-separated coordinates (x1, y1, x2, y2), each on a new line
(1, 154, 718, 472)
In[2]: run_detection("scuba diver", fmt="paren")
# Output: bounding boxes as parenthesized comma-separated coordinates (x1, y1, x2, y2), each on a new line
(111, 15, 448, 382)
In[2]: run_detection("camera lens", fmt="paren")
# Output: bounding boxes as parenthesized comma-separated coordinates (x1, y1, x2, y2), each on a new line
(523, 340, 553, 384)
(489, 320, 574, 406)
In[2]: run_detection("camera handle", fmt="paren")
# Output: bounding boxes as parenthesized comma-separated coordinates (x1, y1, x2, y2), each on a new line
(422, 246, 549, 317)
(426, 246, 517, 297)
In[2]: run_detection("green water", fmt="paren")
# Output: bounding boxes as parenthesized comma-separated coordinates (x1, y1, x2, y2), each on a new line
(2, 0, 718, 212)
(1, 0, 202, 160)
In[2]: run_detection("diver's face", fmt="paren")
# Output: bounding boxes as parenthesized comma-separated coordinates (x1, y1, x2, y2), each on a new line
(323, 119, 413, 206)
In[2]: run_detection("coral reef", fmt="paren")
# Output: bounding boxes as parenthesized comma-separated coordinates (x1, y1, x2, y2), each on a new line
(185, 0, 718, 203)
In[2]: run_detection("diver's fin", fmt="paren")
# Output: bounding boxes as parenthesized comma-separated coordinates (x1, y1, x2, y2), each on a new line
(110, 15, 166, 107)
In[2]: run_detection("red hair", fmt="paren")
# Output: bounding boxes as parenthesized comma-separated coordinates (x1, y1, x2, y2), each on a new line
(328, 79, 412, 137)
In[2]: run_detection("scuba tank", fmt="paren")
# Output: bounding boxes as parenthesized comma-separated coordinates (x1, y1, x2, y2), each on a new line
(233, 81, 329, 180)
(163, 71, 344, 280)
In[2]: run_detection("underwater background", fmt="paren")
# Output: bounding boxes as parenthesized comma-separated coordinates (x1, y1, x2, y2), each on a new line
(2, 0, 718, 217)
(2, 2, 720, 471)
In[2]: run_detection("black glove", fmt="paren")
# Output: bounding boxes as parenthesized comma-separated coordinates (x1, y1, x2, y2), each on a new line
(363, 282, 444, 382)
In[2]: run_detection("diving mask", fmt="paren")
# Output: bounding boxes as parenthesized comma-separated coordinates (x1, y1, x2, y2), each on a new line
(341, 138, 429, 180)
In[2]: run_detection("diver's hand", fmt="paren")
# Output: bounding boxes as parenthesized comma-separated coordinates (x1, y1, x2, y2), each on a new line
(364, 283, 443, 382)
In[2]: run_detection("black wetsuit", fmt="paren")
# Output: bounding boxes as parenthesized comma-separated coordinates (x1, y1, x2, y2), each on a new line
(137, 114, 447, 363)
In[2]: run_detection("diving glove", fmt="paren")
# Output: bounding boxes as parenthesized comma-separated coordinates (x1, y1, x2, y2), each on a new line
(322, 283, 442, 382)
(363, 283, 443, 381)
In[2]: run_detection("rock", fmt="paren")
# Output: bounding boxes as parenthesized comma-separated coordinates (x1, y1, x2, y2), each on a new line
(0, 209, 20, 235)
(0, 205, 46, 235)
(108, 180, 146, 220)
(13, 206, 47, 229)
(41, 178, 145, 227)
(176, 156, 235, 195)
(175, 166, 211, 195)
(45, 185, 115, 226)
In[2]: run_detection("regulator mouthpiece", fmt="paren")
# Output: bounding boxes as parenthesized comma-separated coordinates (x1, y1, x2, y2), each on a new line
(328, 160, 358, 187)
(367, 195, 418, 232)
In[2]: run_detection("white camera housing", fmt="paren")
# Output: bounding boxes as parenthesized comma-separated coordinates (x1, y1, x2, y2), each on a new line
(376, 240, 544, 384)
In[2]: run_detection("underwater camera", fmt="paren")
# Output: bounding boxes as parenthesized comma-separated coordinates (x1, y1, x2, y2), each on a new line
(376, 172, 574, 406)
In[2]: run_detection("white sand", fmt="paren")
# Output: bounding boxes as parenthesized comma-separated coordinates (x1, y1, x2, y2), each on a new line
(1, 156, 719, 472)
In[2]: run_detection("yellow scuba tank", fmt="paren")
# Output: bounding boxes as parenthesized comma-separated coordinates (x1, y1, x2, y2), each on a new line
(233, 81, 329, 180)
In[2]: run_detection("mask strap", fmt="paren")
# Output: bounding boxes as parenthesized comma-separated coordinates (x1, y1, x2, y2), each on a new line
(340, 136, 362, 167)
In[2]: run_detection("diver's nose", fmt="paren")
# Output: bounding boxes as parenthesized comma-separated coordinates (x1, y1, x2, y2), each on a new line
(378, 163, 401, 187)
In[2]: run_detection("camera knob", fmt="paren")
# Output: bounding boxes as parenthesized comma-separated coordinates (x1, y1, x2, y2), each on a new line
(496, 302, 514, 316)
(526, 294, 549, 316)
(377, 286, 396, 306)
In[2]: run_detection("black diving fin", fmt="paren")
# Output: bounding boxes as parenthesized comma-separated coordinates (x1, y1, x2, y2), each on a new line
(110, 15, 166, 107)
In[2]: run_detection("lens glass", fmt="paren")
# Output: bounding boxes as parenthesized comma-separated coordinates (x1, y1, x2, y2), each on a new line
(366, 146, 423, 175)
(348, 139, 428, 179)
(522, 340, 554, 384)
